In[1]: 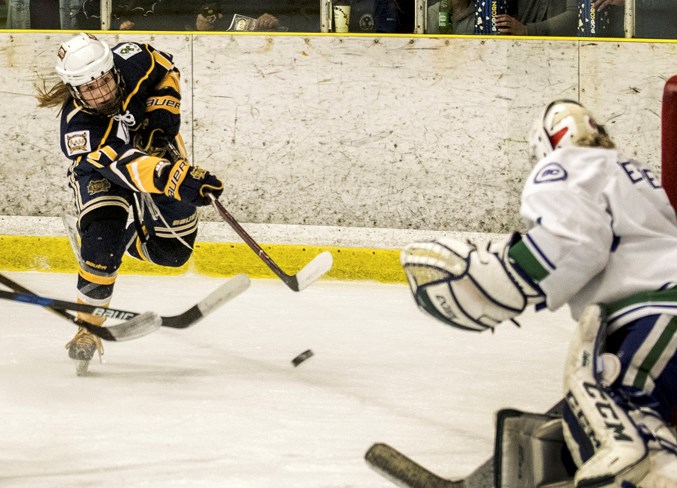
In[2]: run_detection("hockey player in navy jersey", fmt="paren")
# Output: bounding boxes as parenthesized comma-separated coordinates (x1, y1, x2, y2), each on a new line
(401, 100, 677, 486)
(37, 33, 224, 375)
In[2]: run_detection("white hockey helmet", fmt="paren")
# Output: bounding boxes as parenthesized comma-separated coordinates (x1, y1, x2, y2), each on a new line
(55, 33, 122, 115)
(528, 99, 608, 163)
(55, 33, 114, 87)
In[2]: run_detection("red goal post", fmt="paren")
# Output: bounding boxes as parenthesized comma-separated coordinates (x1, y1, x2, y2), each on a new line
(662, 75, 677, 209)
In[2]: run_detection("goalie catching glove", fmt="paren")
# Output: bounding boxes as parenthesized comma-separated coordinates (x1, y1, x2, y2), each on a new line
(155, 158, 224, 206)
(401, 233, 544, 332)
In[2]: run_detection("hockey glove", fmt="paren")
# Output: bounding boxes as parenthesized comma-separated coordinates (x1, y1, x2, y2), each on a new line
(133, 129, 170, 158)
(156, 159, 224, 206)
(401, 233, 544, 332)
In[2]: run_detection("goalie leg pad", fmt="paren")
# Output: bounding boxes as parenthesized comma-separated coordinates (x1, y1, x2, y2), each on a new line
(562, 305, 650, 487)
(628, 408, 677, 488)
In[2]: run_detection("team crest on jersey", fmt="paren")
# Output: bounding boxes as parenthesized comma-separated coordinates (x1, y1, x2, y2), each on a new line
(534, 162, 567, 184)
(65, 130, 91, 156)
(87, 179, 111, 195)
(113, 42, 142, 60)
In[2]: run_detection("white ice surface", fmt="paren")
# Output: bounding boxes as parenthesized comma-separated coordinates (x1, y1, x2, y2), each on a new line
(0, 272, 576, 487)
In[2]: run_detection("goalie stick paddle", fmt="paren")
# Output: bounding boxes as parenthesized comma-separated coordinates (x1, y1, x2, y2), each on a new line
(0, 273, 250, 341)
(208, 194, 333, 292)
(365, 401, 564, 488)
(365, 443, 464, 488)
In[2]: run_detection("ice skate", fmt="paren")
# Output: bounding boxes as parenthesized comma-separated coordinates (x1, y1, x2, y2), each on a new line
(65, 325, 104, 376)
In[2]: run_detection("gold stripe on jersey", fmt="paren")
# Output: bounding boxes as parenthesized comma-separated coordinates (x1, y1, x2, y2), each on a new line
(123, 45, 157, 107)
(87, 146, 117, 168)
(152, 50, 174, 71)
(101, 145, 118, 161)
(155, 69, 181, 94)
(122, 155, 164, 193)
(96, 117, 116, 151)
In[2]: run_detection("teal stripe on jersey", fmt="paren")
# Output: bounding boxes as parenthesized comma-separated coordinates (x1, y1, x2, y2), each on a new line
(508, 239, 549, 282)
(633, 316, 677, 390)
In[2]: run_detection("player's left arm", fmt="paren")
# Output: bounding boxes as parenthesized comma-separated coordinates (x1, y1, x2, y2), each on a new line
(128, 45, 182, 154)
(134, 67, 182, 153)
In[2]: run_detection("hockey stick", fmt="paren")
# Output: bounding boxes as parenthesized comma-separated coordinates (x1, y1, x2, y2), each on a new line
(366, 443, 464, 488)
(0, 273, 250, 340)
(208, 194, 333, 292)
(0, 273, 159, 342)
(163, 140, 333, 292)
(365, 401, 564, 488)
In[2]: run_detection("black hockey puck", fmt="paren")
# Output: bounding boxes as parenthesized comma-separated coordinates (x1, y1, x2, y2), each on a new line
(292, 349, 314, 367)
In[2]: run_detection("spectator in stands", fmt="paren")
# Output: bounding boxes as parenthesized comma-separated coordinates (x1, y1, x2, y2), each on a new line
(426, 0, 475, 34)
(374, 0, 414, 33)
(594, 0, 677, 39)
(495, 0, 577, 36)
(76, 0, 319, 32)
(6, 0, 80, 28)
(215, 0, 320, 32)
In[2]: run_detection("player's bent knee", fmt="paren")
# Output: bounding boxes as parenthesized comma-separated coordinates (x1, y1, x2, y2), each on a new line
(80, 217, 129, 275)
(144, 231, 197, 267)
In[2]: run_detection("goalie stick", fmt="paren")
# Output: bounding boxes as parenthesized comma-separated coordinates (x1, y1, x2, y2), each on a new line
(365, 401, 563, 488)
(0, 273, 250, 341)
(163, 141, 333, 292)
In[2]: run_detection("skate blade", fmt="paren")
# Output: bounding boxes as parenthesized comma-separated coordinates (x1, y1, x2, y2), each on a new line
(74, 359, 91, 376)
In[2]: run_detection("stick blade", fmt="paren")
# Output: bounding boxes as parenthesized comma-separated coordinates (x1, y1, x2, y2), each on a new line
(197, 274, 251, 316)
(161, 274, 251, 329)
(292, 251, 333, 291)
(84, 312, 162, 342)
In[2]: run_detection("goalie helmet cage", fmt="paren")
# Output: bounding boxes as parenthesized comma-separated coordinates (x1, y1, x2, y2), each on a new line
(662, 75, 677, 209)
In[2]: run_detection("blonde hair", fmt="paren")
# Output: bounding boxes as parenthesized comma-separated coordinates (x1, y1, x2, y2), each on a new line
(35, 77, 71, 112)
(576, 130, 616, 150)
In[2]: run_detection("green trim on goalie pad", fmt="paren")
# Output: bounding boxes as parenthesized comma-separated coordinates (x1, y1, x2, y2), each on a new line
(507, 239, 549, 282)
(0, 235, 405, 283)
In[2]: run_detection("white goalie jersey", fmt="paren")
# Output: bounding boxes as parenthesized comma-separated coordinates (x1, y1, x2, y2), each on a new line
(514, 145, 677, 327)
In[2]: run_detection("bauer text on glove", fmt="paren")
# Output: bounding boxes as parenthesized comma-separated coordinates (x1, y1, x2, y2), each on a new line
(155, 159, 224, 206)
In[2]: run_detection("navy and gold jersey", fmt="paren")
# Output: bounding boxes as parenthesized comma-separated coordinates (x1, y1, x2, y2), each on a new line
(60, 41, 180, 194)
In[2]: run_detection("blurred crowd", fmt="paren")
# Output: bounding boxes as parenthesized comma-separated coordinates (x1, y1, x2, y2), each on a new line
(0, 0, 674, 39)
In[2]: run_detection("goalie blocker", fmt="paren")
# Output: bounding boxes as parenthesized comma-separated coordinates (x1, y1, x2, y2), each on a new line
(400, 233, 544, 332)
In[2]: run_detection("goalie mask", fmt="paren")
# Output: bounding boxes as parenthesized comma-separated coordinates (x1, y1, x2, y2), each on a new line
(55, 33, 123, 116)
(528, 99, 612, 164)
